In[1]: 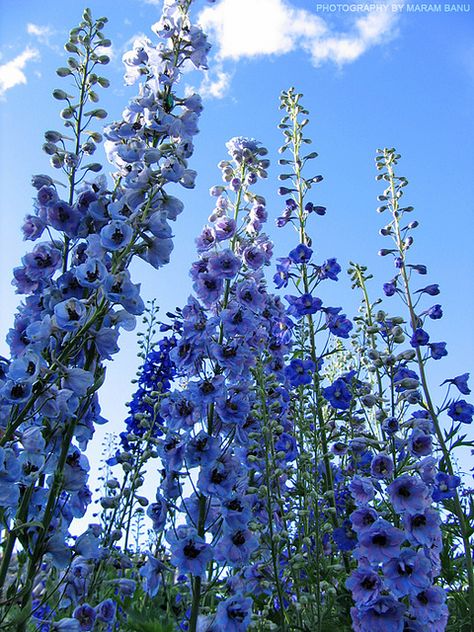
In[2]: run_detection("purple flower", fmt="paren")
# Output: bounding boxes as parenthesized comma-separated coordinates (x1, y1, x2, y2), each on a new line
(140, 553, 167, 597)
(349, 476, 375, 505)
(408, 430, 432, 457)
(370, 453, 394, 480)
(442, 373, 470, 395)
(214, 526, 259, 567)
(208, 250, 241, 279)
(285, 293, 322, 317)
(350, 507, 378, 533)
(326, 311, 352, 338)
(100, 220, 133, 250)
(333, 519, 357, 551)
(72, 604, 96, 631)
(317, 257, 341, 281)
(387, 475, 430, 515)
(409, 586, 448, 625)
(429, 342, 447, 360)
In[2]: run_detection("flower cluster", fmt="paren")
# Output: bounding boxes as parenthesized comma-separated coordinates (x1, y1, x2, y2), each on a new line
(0, 2, 210, 629)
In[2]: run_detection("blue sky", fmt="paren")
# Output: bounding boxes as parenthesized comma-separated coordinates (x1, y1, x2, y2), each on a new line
(0, 0, 473, 483)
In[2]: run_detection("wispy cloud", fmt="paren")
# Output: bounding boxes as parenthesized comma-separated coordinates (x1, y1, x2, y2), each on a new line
(27, 23, 55, 45)
(198, 0, 404, 97)
(0, 47, 40, 101)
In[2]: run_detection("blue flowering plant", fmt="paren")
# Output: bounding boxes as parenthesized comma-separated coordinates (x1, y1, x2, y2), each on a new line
(0, 1, 211, 629)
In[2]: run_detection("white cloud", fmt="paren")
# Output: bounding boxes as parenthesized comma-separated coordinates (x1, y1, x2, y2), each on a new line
(199, 0, 327, 60)
(27, 23, 55, 44)
(0, 47, 40, 100)
(198, 0, 405, 96)
(192, 67, 232, 100)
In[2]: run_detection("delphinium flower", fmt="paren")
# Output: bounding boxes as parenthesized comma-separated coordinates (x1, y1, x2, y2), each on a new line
(0, 2, 210, 629)
(132, 136, 296, 632)
(342, 149, 473, 630)
(371, 148, 473, 626)
(265, 88, 361, 629)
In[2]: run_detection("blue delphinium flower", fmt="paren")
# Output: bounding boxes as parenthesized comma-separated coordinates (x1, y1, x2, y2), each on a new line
(284, 358, 315, 387)
(215, 594, 252, 632)
(323, 377, 352, 410)
(447, 399, 474, 424)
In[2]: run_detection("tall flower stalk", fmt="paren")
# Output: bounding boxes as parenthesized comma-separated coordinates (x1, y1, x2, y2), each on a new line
(0, 2, 210, 629)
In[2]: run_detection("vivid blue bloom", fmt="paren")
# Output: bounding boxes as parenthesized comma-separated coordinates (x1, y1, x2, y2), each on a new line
(326, 311, 352, 338)
(383, 279, 397, 296)
(208, 250, 242, 279)
(273, 257, 292, 288)
(409, 586, 448, 626)
(72, 603, 96, 631)
(353, 595, 405, 632)
(410, 328, 430, 348)
(431, 472, 461, 501)
(288, 243, 313, 264)
(274, 433, 298, 461)
(442, 372, 470, 395)
(317, 257, 341, 280)
(447, 398, 474, 424)
(214, 526, 259, 567)
(285, 293, 322, 317)
(416, 284, 440, 296)
(323, 378, 352, 410)
(429, 342, 447, 360)
(333, 519, 357, 551)
(408, 430, 432, 457)
(147, 495, 168, 531)
(404, 508, 441, 547)
(350, 507, 378, 533)
(387, 475, 430, 515)
(383, 549, 431, 597)
(370, 453, 394, 479)
(426, 304, 443, 319)
(95, 599, 116, 624)
(215, 594, 252, 632)
(358, 518, 405, 563)
(284, 358, 315, 387)
(345, 565, 382, 604)
(168, 528, 212, 579)
(100, 220, 133, 251)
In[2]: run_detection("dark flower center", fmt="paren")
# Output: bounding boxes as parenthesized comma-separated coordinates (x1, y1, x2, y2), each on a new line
(412, 515, 427, 528)
(231, 530, 246, 546)
(183, 541, 200, 559)
(361, 576, 376, 590)
(372, 534, 387, 546)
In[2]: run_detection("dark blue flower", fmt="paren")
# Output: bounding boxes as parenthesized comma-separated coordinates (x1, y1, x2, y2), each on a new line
(288, 243, 313, 264)
(429, 342, 447, 360)
(323, 378, 352, 410)
(410, 328, 429, 348)
(447, 399, 474, 424)
(284, 358, 315, 387)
